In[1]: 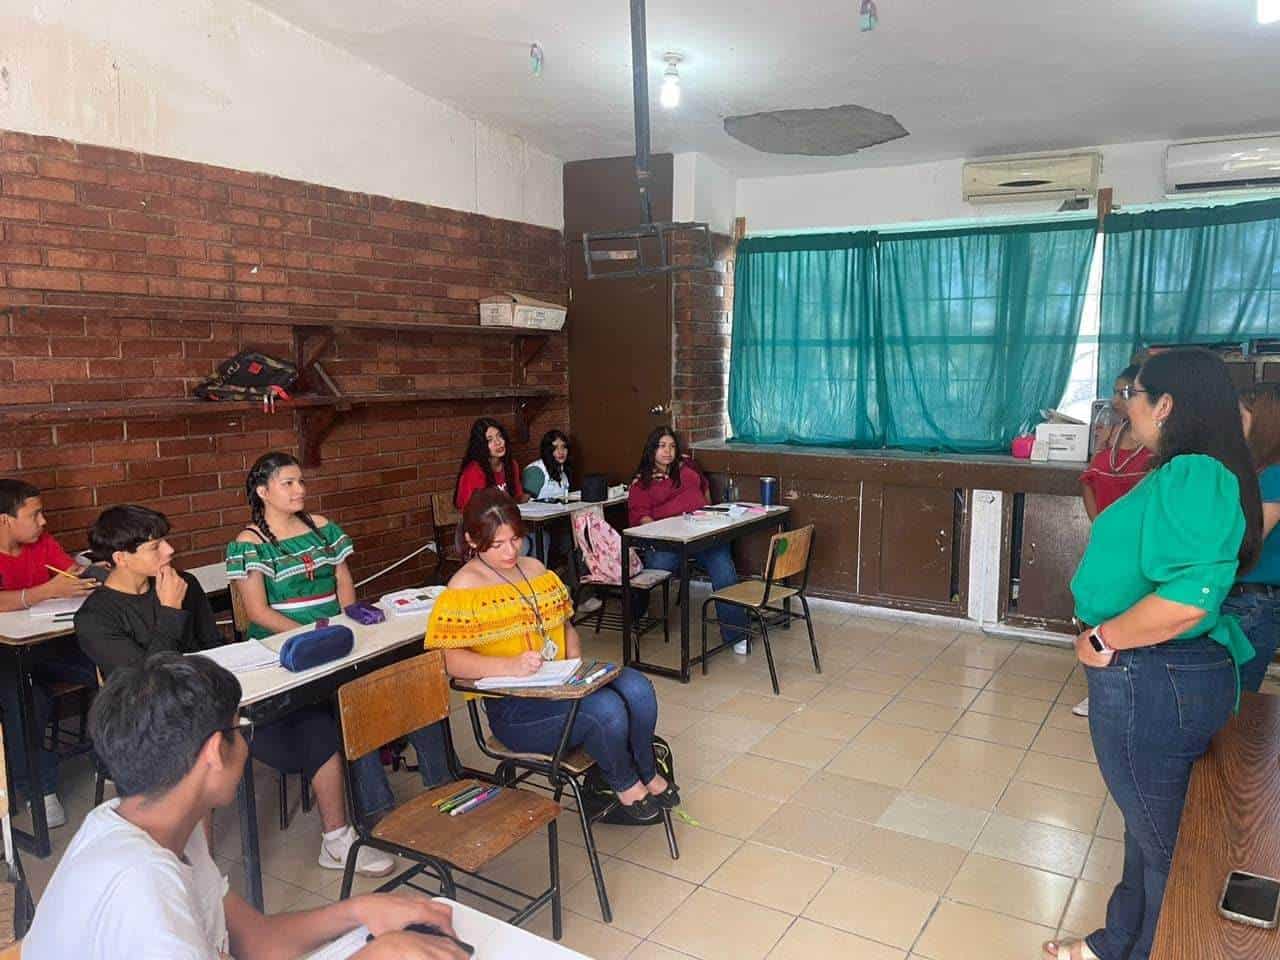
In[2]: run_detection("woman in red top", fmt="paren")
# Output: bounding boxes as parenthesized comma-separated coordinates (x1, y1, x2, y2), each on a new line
(628, 427, 749, 652)
(1080, 365, 1153, 519)
(454, 417, 527, 510)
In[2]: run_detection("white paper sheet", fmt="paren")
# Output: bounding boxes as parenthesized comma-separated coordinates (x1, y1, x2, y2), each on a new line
(191, 640, 279, 673)
(474, 657, 581, 690)
(26, 596, 86, 618)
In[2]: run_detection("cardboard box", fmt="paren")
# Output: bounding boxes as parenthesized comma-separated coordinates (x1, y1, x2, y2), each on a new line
(1033, 422, 1090, 461)
(479, 293, 566, 331)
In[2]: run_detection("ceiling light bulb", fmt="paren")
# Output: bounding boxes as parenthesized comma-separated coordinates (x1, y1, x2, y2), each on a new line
(660, 54, 682, 109)
(1261, 0, 1280, 24)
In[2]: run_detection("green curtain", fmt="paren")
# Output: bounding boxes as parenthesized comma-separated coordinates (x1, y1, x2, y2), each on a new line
(1099, 198, 1280, 392)
(729, 232, 881, 445)
(877, 221, 1098, 451)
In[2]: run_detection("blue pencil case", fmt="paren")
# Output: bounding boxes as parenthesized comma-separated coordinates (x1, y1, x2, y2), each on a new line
(278, 624, 354, 672)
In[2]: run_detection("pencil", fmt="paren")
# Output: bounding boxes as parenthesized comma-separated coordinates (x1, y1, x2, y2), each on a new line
(45, 564, 82, 582)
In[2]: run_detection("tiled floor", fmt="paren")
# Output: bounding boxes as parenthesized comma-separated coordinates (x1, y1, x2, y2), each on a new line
(17, 600, 1280, 959)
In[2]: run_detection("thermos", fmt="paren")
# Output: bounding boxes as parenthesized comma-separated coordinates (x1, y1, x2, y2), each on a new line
(759, 476, 778, 506)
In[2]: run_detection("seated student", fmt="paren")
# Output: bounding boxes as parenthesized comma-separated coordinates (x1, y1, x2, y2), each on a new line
(226, 452, 452, 824)
(627, 427, 750, 654)
(427, 489, 677, 821)
(74, 504, 393, 878)
(23, 652, 467, 960)
(0, 477, 98, 829)
(522, 429, 572, 501)
(454, 417, 527, 510)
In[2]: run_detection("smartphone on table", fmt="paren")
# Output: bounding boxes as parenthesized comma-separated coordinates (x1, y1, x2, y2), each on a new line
(1219, 870, 1280, 929)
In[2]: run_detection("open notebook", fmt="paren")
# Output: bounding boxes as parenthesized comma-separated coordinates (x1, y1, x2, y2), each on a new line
(474, 657, 581, 690)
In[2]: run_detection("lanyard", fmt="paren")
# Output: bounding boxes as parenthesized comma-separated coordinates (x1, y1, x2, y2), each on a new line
(480, 559, 558, 660)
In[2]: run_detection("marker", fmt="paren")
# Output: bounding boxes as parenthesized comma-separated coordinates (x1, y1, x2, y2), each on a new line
(432, 786, 477, 809)
(437, 786, 485, 813)
(581, 667, 610, 686)
(450, 787, 500, 816)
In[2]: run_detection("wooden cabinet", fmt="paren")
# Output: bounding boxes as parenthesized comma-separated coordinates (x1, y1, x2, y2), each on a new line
(1004, 492, 1091, 630)
(860, 482, 966, 613)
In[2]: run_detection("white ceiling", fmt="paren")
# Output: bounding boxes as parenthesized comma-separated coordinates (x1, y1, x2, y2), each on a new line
(252, 0, 1280, 177)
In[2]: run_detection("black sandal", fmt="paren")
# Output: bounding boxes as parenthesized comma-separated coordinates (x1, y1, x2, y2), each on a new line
(648, 780, 681, 808)
(616, 793, 661, 823)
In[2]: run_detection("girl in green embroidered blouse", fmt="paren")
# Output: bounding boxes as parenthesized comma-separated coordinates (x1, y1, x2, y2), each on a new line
(225, 452, 356, 640)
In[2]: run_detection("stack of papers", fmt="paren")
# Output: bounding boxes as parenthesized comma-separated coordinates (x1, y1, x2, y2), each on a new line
(192, 640, 279, 673)
(475, 657, 581, 690)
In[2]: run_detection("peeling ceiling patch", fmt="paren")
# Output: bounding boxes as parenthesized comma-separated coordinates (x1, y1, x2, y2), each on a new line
(723, 104, 908, 156)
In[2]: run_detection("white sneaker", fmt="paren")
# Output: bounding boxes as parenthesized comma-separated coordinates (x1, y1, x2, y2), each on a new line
(733, 638, 749, 655)
(43, 793, 67, 829)
(318, 826, 396, 877)
(578, 596, 603, 614)
(1071, 697, 1089, 718)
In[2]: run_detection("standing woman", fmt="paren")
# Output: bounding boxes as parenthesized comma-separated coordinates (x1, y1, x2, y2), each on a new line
(427, 489, 676, 821)
(454, 417, 527, 510)
(1073, 364, 1155, 718)
(627, 427, 749, 653)
(522, 430, 572, 500)
(225, 452, 452, 831)
(1224, 382, 1280, 692)
(1046, 348, 1261, 960)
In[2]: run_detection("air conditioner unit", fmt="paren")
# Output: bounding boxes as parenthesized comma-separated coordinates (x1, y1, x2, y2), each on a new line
(962, 152, 1101, 204)
(1164, 135, 1280, 196)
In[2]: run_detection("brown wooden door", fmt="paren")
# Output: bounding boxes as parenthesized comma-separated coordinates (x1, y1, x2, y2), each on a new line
(862, 482, 960, 606)
(1013, 492, 1091, 627)
(566, 250, 671, 482)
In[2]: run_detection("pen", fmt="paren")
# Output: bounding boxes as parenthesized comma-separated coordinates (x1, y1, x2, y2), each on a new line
(569, 660, 598, 685)
(450, 787, 500, 816)
(437, 786, 485, 813)
(581, 667, 609, 686)
(432, 785, 479, 809)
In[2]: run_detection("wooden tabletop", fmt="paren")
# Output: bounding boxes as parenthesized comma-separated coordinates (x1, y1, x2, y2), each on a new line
(1152, 692, 1280, 958)
(450, 662, 621, 700)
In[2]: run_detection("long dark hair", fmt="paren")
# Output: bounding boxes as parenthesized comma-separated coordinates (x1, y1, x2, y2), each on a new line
(634, 425, 682, 490)
(460, 487, 526, 557)
(1241, 383, 1280, 471)
(539, 429, 571, 484)
(1140, 349, 1262, 569)
(245, 452, 319, 547)
(455, 417, 519, 501)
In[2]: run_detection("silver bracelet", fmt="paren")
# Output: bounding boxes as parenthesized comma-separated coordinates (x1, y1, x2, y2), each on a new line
(20, 588, 28, 609)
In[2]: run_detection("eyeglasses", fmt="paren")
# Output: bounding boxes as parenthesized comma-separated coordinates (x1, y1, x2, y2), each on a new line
(1119, 385, 1150, 401)
(220, 717, 255, 745)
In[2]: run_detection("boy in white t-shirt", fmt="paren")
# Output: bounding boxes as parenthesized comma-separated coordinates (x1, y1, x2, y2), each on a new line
(23, 653, 465, 960)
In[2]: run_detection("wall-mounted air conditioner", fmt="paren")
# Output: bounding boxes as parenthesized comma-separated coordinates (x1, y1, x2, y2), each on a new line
(962, 152, 1101, 204)
(1164, 135, 1280, 196)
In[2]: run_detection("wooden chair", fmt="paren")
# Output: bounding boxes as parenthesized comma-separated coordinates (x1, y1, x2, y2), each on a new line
(429, 493, 467, 584)
(336, 652, 562, 936)
(458, 666, 680, 925)
(699, 524, 821, 695)
(1, 725, 34, 949)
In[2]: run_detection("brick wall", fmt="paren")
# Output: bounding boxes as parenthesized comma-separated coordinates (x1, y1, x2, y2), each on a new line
(0, 129, 567, 589)
(670, 231, 733, 443)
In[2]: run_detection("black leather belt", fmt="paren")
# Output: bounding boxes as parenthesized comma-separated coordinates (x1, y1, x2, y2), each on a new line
(1229, 582, 1279, 599)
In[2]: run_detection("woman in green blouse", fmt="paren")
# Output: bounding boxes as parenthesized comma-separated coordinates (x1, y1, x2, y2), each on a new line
(1045, 349, 1262, 960)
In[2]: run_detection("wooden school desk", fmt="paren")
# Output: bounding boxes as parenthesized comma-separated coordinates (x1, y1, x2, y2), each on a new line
(1152, 692, 1280, 959)
(620, 505, 789, 682)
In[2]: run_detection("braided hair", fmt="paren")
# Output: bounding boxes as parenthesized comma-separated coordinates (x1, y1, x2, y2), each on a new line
(245, 452, 320, 546)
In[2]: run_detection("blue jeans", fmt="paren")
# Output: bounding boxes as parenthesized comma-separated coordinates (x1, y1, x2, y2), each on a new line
(485, 667, 659, 792)
(350, 721, 452, 820)
(641, 544, 748, 643)
(1220, 593, 1280, 693)
(1084, 639, 1235, 960)
(0, 650, 97, 798)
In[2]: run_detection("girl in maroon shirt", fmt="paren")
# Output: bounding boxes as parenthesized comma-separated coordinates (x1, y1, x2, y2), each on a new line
(627, 427, 749, 652)
(454, 417, 527, 510)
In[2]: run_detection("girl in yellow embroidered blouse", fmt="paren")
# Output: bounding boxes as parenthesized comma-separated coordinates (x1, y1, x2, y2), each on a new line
(426, 488, 677, 821)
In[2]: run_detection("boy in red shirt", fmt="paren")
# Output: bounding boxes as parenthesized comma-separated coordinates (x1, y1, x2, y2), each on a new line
(0, 478, 97, 827)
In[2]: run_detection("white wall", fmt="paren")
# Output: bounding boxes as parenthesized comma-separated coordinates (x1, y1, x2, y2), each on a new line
(736, 140, 1170, 233)
(0, 0, 564, 229)
(672, 151, 737, 235)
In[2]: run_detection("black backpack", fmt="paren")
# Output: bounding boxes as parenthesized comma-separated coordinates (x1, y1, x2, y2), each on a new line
(580, 735, 676, 825)
(194, 350, 299, 401)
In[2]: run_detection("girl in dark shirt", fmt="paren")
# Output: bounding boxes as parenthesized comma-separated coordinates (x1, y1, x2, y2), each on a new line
(73, 505, 396, 878)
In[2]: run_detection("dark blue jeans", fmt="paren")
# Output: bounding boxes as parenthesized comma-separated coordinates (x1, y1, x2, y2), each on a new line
(484, 667, 659, 792)
(1085, 639, 1235, 960)
(0, 650, 97, 797)
(350, 721, 452, 820)
(641, 544, 749, 642)
(1220, 593, 1280, 693)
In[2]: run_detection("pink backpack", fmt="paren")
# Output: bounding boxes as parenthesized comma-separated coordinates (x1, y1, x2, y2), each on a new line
(571, 506, 642, 585)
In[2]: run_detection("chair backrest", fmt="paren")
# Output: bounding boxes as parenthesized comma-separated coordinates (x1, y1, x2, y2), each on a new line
(431, 492, 462, 532)
(228, 581, 251, 638)
(336, 651, 450, 761)
(763, 524, 815, 585)
(570, 506, 641, 585)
